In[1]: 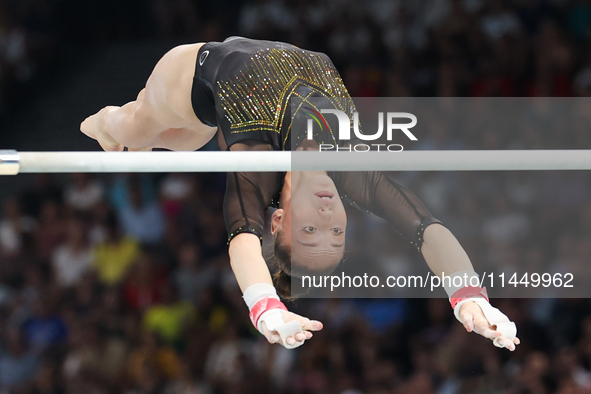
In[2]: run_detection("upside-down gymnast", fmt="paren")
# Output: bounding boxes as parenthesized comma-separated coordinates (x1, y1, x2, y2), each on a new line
(81, 36, 520, 351)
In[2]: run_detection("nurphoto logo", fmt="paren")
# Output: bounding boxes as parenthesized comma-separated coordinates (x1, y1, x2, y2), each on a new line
(304, 108, 418, 152)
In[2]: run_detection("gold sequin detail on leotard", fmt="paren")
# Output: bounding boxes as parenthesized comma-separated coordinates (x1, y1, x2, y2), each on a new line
(216, 47, 354, 145)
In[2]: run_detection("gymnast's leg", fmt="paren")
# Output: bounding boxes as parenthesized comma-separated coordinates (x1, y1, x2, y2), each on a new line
(80, 43, 217, 152)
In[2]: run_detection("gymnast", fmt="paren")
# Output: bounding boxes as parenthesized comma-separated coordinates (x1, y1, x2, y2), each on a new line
(81, 37, 519, 351)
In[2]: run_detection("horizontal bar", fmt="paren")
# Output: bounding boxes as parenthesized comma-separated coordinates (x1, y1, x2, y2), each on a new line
(0, 150, 19, 175)
(293, 149, 591, 172)
(1, 150, 591, 174)
(17, 151, 290, 173)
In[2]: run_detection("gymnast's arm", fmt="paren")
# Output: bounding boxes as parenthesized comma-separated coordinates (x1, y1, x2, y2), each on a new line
(228, 233, 274, 290)
(331, 172, 475, 275)
(224, 167, 323, 347)
(422, 224, 473, 277)
(422, 226, 519, 350)
(331, 171, 519, 350)
(80, 43, 217, 151)
(228, 233, 322, 347)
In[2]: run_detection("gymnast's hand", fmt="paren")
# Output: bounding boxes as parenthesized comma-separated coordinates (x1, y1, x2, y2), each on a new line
(459, 301, 520, 351)
(261, 310, 323, 348)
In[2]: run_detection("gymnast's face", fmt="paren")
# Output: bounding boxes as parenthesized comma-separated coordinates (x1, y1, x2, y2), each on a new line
(272, 172, 347, 271)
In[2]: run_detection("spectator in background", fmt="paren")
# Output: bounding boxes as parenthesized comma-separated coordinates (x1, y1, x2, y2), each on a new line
(151, 0, 200, 38)
(18, 264, 46, 313)
(0, 328, 40, 391)
(510, 351, 551, 393)
(62, 323, 127, 391)
(159, 173, 194, 219)
(19, 174, 63, 219)
(70, 272, 102, 320)
(164, 358, 212, 394)
(204, 325, 245, 389)
(193, 287, 231, 334)
(94, 285, 127, 339)
(110, 174, 157, 212)
(32, 358, 63, 394)
(0, 197, 35, 257)
(124, 252, 166, 312)
(173, 243, 215, 304)
(482, 193, 531, 247)
(116, 176, 165, 245)
(91, 211, 139, 286)
(142, 280, 195, 350)
(480, 0, 523, 42)
(33, 200, 66, 262)
(50, 216, 92, 288)
(64, 173, 104, 214)
(87, 200, 112, 246)
(529, 19, 574, 97)
(22, 296, 68, 353)
(127, 331, 182, 389)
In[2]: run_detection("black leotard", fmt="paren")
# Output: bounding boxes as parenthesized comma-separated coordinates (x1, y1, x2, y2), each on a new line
(193, 36, 354, 150)
(191, 37, 440, 250)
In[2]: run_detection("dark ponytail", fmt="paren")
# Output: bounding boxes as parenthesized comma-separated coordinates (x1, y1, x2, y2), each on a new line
(273, 233, 307, 300)
(272, 269, 294, 301)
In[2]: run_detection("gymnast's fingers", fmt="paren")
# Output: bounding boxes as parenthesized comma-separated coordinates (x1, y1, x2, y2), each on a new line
(462, 305, 500, 340)
(459, 309, 475, 332)
(279, 311, 324, 333)
(494, 336, 517, 351)
(283, 332, 311, 348)
(294, 332, 310, 342)
(472, 320, 502, 340)
(274, 332, 311, 346)
(301, 319, 323, 331)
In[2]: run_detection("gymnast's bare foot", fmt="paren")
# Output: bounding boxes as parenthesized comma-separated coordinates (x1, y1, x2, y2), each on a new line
(80, 106, 124, 152)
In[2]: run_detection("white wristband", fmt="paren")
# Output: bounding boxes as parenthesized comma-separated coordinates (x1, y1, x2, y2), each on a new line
(243, 283, 304, 349)
(243, 283, 279, 310)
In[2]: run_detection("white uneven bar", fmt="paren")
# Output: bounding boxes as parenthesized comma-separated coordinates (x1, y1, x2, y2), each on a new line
(0, 150, 590, 174)
(295, 150, 591, 171)
(17, 151, 291, 173)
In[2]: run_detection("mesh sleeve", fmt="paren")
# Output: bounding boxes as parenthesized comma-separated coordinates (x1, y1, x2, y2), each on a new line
(328, 171, 442, 251)
(223, 140, 284, 246)
(223, 141, 284, 243)
(224, 171, 283, 244)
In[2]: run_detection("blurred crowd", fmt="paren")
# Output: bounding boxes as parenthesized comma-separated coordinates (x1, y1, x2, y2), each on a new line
(1, 167, 591, 394)
(1, 0, 591, 393)
(238, 0, 591, 98)
(5, 0, 591, 113)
